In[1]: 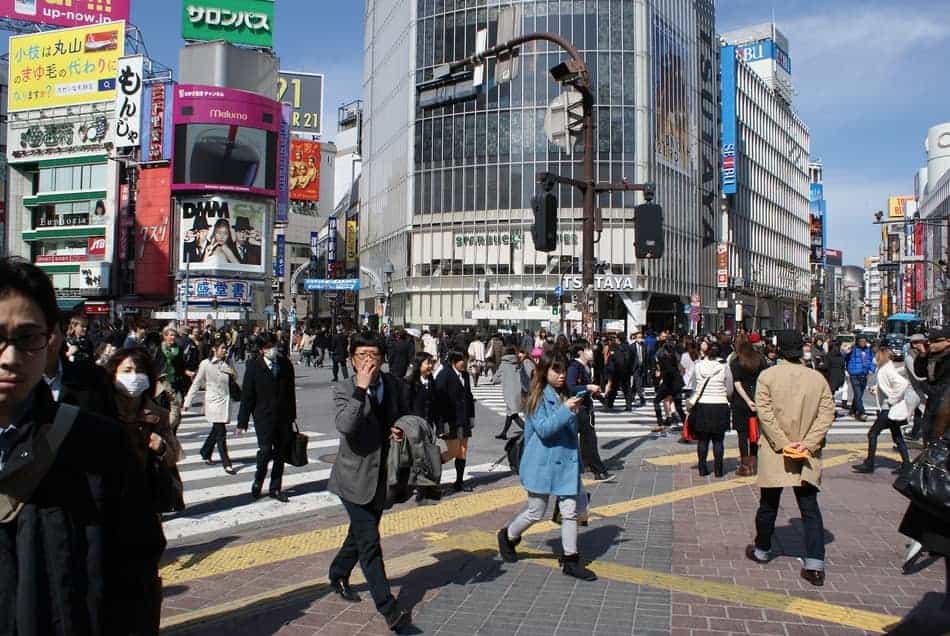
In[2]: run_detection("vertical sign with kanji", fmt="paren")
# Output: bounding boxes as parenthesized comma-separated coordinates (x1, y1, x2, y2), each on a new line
(113, 55, 143, 149)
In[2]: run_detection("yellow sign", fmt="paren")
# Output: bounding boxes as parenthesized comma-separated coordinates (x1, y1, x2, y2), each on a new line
(8, 21, 126, 113)
(345, 219, 358, 262)
(887, 195, 914, 219)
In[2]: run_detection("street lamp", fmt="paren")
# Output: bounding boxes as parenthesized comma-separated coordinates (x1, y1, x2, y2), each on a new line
(383, 260, 395, 328)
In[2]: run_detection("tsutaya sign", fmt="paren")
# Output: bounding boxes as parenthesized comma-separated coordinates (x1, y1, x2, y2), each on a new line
(561, 275, 641, 292)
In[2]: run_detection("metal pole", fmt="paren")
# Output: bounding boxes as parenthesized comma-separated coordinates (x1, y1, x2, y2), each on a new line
(581, 89, 596, 341)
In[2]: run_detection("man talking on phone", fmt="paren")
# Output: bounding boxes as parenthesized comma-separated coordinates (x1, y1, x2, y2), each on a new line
(327, 332, 413, 632)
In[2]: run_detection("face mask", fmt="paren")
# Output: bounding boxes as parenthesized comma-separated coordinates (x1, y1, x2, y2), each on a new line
(263, 347, 277, 361)
(115, 372, 150, 398)
(584, 349, 593, 361)
(803, 352, 812, 361)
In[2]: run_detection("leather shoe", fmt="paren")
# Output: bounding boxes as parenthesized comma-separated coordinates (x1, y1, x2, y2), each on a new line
(269, 491, 289, 503)
(851, 462, 874, 474)
(385, 608, 412, 633)
(250, 483, 263, 499)
(329, 577, 361, 603)
(223, 465, 237, 475)
(800, 568, 825, 586)
(453, 481, 473, 492)
(745, 544, 771, 564)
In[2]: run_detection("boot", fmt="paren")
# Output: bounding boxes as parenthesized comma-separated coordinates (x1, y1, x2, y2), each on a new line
(559, 554, 597, 581)
(697, 461, 710, 477)
(736, 456, 754, 477)
(497, 528, 520, 563)
(749, 455, 758, 475)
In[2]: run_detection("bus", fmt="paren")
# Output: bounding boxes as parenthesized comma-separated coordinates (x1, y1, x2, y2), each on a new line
(882, 312, 925, 345)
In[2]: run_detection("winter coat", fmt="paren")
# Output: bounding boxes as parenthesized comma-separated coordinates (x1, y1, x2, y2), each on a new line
(494, 354, 524, 416)
(846, 345, 875, 376)
(692, 358, 733, 405)
(823, 351, 846, 392)
(519, 385, 581, 497)
(467, 339, 486, 364)
(874, 361, 910, 416)
(183, 357, 235, 424)
(754, 361, 836, 489)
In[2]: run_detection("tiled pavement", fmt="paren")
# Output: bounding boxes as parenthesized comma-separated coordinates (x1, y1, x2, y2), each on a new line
(160, 436, 946, 636)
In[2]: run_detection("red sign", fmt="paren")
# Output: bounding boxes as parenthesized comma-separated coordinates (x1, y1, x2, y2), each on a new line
(290, 140, 321, 202)
(36, 254, 88, 263)
(87, 237, 106, 257)
(134, 166, 173, 297)
(915, 224, 925, 304)
(84, 303, 110, 316)
(905, 278, 914, 311)
(717, 272, 728, 286)
(0, 0, 130, 29)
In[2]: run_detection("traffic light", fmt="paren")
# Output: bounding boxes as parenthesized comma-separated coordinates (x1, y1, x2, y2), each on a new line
(634, 202, 664, 259)
(532, 184, 558, 252)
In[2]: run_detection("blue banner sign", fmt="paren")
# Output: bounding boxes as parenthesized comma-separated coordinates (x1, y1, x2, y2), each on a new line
(303, 278, 361, 292)
(720, 45, 737, 195)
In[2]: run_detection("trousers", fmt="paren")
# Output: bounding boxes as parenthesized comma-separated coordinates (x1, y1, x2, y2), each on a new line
(328, 498, 396, 616)
(849, 374, 868, 416)
(254, 431, 285, 493)
(866, 409, 910, 466)
(605, 375, 634, 410)
(508, 493, 578, 555)
(631, 368, 645, 402)
(578, 408, 606, 474)
(333, 357, 350, 381)
(200, 422, 231, 464)
(754, 484, 825, 570)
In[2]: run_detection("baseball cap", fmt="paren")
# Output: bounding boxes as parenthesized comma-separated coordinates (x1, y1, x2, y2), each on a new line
(909, 333, 927, 343)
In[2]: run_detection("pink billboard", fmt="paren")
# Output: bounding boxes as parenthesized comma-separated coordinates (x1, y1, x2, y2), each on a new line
(172, 84, 281, 197)
(0, 0, 129, 28)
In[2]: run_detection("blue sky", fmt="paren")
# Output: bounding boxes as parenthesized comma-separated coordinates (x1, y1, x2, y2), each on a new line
(21, 1, 945, 267)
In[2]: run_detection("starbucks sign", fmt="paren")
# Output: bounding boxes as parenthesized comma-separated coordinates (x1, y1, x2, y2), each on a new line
(182, 0, 274, 48)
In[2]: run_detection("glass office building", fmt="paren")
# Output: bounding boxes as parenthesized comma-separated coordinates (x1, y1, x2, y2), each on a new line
(360, 0, 720, 331)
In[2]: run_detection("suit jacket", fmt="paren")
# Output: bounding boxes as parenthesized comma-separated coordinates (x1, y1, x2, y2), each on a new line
(237, 355, 296, 443)
(59, 356, 117, 419)
(329, 373, 408, 506)
(387, 338, 414, 380)
(238, 243, 262, 266)
(434, 366, 475, 429)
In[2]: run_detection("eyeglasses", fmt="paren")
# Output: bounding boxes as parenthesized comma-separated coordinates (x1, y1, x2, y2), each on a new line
(353, 351, 382, 360)
(0, 331, 51, 353)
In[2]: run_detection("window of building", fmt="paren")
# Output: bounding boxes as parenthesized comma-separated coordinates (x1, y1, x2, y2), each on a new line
(37, 163, 107, 194)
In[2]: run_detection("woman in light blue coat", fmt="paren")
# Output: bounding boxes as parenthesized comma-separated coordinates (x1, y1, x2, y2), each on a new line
(497, 353, 597, 581)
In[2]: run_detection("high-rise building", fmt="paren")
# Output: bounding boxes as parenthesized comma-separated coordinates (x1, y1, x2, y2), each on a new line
(720, 23, 811, 331)
(359, 0, 720, 332)
(915, 123, 950, 325)
(864, 255, 882, 328)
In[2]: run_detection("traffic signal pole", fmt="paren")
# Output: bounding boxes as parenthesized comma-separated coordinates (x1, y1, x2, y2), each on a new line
(444, 32, 656, 341)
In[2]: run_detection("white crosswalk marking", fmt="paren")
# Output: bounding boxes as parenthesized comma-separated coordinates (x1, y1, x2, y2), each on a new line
(471, 382, 880, 438)
(166, 412, 510, 542)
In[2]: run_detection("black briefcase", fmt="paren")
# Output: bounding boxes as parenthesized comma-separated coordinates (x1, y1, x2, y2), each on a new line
(285, 422, 309, 467)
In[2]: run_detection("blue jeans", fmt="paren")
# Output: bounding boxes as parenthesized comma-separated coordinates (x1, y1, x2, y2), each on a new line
(755, 484, 825, 570)
(850, 374, 868, 416)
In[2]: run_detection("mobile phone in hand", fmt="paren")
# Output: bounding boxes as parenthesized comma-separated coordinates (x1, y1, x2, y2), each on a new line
(575, 390, 589, 398)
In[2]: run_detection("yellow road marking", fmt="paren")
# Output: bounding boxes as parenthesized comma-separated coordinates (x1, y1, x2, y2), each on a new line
(646, 442, 896, 466)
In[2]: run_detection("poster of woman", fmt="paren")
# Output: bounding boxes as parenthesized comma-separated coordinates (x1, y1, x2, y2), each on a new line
(178, 195, 271, 275)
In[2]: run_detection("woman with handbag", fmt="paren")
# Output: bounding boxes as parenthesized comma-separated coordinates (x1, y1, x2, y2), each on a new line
(730, 335, 768, 476)
(183, 337, 239, 474)
(853, 347, 912, 474)
(689, 343, 734, 477)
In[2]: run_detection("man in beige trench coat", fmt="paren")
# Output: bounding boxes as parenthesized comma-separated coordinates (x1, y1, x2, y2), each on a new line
(745, 330, 836, 587)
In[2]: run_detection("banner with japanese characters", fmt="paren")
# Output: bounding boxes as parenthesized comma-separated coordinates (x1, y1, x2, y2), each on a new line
(8, 21, 125, 112)
(113, 55, 143, 149)
(182, 0, 274, 48)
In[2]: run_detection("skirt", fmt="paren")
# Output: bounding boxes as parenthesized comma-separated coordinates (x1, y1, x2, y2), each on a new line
(691, 403, 731, 435)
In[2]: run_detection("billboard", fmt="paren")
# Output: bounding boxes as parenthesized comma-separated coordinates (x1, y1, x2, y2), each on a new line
(183, 278, 253, 306)
(8, 21, 125, 112)
(888, 195, 914, 219)
(276, 103, 290, 222)
(278, 71, 324, 137)
(289, 139, 320, 201)
(7, 108, 109, 162)
(177, 194, 272, 275)
(734, 38, 792, 73)
(720, 45, 737, 195)
(825, 248, 842, 267)
(653, 15, 693, 174)
(145, 80, 173, 162)
(809, 182, 826, 264)
(134, 166, 173, 297)
(345, 219, 358, 262)
(182, 0, 274, 48)
(113, 55, 143, 149)
(0, 0, 129, 28)
(172, 84, 280, 196)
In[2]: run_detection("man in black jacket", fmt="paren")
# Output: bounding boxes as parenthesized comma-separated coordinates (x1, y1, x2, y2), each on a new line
(327, 332, 412, 632)
(237, 332, 297, 502)
(331, 326, 350, 381)
(0, 257, 164, 634)
(604, 336, 634, 411)
(915, 326, 950, 442)
(386, 328, 414, 380)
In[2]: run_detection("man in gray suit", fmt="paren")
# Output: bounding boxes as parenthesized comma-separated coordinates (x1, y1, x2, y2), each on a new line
(327, 332, 412, 633)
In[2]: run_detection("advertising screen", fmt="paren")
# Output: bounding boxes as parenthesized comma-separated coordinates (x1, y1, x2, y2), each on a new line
(177, 194, 272, 276)
(172, 84, 280, 196)
(290, 139, 320, 201)
(8, 21, 125, 112)
(0, 0, 129, 29)
(182, 0, 274, 48)
(135, 167, 173, 297)
(654, 15, 693, 174)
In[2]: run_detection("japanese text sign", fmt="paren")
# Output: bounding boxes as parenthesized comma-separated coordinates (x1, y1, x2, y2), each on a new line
(182, 0, 274, 48)
(112, 54, 142, 148)
(8, 21, 125, 112)
(0, 0, 130, 29)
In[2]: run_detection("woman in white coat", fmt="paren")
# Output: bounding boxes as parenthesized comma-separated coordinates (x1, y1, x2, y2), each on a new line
(184, 338, 238, 474)
(853, 347, 912, 474)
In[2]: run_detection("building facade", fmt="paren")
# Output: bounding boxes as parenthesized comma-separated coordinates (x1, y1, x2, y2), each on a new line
(720, 23, 811, 332)
(864, 255, 882, 328)
(915, 122, 950, 326)
(360, 0, 721, 333)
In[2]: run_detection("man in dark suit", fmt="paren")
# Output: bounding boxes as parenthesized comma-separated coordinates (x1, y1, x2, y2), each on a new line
(604, 336, 634, 411)
(629, 331, 647, 406)
(386, 328, 414, 380)
(327, 332, 412, 633)
(183, 215, 210, 264)
(435, 351, 476, 492)
(237, 332, 296, 502)
(330, 326, 350, 382)
(232, 216, 262, 266)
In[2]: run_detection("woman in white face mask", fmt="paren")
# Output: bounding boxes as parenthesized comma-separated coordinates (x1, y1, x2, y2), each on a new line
(106, 348, 182, 476)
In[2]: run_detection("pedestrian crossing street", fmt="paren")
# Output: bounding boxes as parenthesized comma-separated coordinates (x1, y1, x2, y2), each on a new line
(471, 382, 881, 439)
(166, 411, 511, 542)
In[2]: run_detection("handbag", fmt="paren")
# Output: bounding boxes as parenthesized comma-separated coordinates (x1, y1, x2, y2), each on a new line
(748, 416, 760, 444)
(285, 421, 309, 467)
(893, 437, 950, 523)
(683, 373, 716, 437)
(505, 431, 525, 474)
(152, 459, 186, 513)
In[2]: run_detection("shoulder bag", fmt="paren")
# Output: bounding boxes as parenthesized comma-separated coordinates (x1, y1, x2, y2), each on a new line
(0, 404, 79, 524)
(683, 373, 716, 442)
(285, 421, 309, 467)
(152, 457, 186, 513)
(893, 437, 950, 524)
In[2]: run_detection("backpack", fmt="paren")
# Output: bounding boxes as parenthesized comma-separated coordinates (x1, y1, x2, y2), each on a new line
(505, 431, 525, 474)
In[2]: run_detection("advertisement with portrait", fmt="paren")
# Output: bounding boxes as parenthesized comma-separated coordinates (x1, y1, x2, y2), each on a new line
(653, 15, 693, 174)
(289, 139, 320, 202)
(172, 84, 280, 196)
(177, 194, 271, 276)
(135, 166, 173, 297)
(278, 71, 324, 137)
(8, 21, 125, 113)
(0, 0, 129, 29)
(7, 107, 110, 163)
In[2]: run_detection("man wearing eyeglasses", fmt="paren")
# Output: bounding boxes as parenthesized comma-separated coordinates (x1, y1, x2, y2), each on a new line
(0, 257, 164, 633)
(327, 332, 412, 633)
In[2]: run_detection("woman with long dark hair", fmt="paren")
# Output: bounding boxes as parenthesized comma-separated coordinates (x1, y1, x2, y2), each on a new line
(204, 218, 240, 265)
(730, 337, 768, 475)
(497, 352, 596, 581)
(406, 351, 441, 503)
